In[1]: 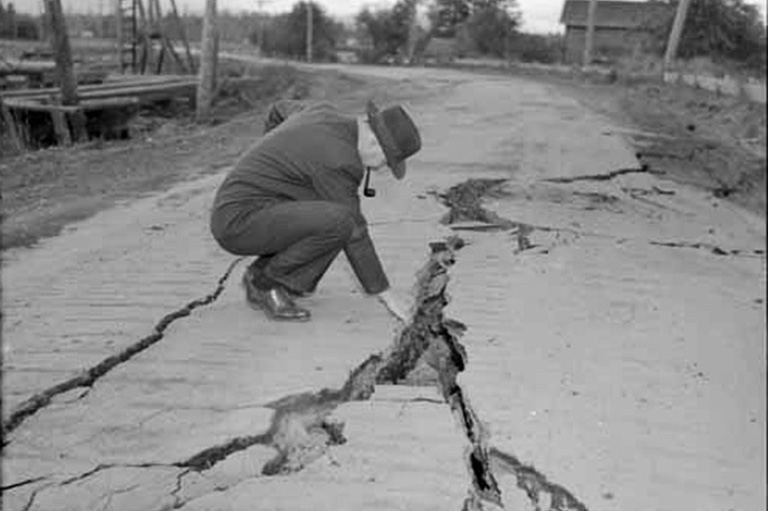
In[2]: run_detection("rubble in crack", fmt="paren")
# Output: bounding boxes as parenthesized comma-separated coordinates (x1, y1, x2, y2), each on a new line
(435, 178, 515, 228)
(174, 236, 472, 481)
(490, 449, 590, 511)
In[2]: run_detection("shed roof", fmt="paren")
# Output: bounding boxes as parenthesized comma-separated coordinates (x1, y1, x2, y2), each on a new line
(560, 0, 672, 29)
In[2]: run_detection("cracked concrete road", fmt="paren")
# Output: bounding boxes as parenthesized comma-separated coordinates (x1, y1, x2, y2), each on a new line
(2, 63, 765, 511)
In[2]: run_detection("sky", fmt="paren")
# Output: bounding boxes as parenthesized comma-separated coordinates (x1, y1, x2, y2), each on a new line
(8, 0, 768, 34)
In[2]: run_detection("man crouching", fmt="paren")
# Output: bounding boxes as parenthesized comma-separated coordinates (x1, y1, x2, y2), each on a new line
(210, 99, 422, 322)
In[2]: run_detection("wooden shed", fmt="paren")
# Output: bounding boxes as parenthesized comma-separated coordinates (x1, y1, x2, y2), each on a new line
(559, 0, 672, 64)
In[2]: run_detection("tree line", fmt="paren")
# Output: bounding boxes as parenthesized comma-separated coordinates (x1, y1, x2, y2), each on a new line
(248, 0, 765, 73)
(3, 0, 764, 74)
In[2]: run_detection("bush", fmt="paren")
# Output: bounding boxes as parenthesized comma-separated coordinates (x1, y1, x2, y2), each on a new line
(508, 33, 564, 64)
(356, 0, 414, 63)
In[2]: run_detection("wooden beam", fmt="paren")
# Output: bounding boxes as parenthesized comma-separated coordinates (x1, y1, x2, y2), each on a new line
(196, 0, 217, 122)
(3, 97, 140, 113)
(43, 0, 87, 142)
(163, 35, 186, 73)
(0, 76, 192, 99)
(44, 0, 78, 106)
(169, 0, 195, 73)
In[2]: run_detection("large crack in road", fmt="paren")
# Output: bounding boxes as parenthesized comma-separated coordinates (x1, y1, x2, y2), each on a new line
(6, 177, 582, 510)
(9, 232, 491, 510)
(164, 177, 594, 510)
(8, 173, 758, 510)
(1, 257, 246, 442)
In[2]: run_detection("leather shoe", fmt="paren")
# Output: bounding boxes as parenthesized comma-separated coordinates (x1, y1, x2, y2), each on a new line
(242, 272, 311, 322)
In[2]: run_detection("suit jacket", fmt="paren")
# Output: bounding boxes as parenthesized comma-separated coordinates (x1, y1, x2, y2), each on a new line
(211, 101, 389, 295)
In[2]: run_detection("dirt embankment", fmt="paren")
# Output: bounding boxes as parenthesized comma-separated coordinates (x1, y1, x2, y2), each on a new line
(446, 61, 765, 216)
(556, 73, 766, 215)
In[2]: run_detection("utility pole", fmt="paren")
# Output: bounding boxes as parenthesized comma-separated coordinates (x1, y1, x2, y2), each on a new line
(255, 0, 273, 57)
(583, 0, 598, 66)
(664, 0, 692, 71)
(196, 0, 217, 122)
(114, 0, 123, 71)
(405, 0, 420, 64)
(44, 0, 78, 105)
(306, 1, 313, 62)
(44, 0, 87, 141)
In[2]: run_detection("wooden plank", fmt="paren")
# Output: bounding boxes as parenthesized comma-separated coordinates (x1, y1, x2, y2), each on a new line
(76, 82, 197, 102)
(3, 99, 80, 113)
(1, 77, 197, 101)
(80, 97, 140, 110)
(5, 96, 139, 113)
(0, 77, 173, 99)
(1, 103, 24, 151)
(50, 109, 73, 145)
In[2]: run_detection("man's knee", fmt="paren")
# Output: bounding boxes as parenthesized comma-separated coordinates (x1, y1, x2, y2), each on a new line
(324, 205, 355, 242)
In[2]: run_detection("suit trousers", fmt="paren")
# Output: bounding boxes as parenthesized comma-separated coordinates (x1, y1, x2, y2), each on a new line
(213, 201, 355, 294)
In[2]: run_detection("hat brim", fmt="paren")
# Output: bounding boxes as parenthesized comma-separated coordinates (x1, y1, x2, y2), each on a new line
(390, 160, 406, 180)
(367, 100, 406, 180)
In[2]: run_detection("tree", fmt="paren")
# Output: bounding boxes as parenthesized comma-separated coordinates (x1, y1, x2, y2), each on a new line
(646, 0, 767, 73)
(356, 0, 415, 62)
(463, 0, 520, 57)
(254, 2, 342, 61)
(430, 0, 471, 36)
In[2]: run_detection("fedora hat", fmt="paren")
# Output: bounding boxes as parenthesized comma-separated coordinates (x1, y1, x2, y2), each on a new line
(366, 100, 421, 179)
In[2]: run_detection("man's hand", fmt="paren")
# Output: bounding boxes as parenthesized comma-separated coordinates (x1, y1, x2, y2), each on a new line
(376, 289, 410, 324)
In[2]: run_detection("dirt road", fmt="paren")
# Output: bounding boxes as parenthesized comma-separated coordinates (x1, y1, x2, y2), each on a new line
(2, 64, 765, 511)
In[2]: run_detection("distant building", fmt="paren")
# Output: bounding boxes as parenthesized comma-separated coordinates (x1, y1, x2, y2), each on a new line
(560, 0, 672, 64)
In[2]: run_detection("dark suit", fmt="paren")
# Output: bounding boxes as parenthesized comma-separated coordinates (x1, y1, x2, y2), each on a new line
(210, 101, 389, 295)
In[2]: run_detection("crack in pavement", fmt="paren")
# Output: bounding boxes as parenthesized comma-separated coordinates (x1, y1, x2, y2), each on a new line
(11, 462, 187, 511)
(173, 238, 469, 480)
(649, 240, 765, 257)
(19, 483, 53, 511)
(542, 165, 664, 184)
(170, 468, 193, 508)
(490, 449, 589, 511)
(162, 232, 509, 509)
(1, 257, 247, 443)
(0, 476, 48, 492)
(11, 175, 721, 509)
(434, 178, 516, 229)
(436, 178, 596, 510)
(4, 241, 478, 509)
